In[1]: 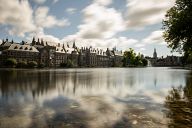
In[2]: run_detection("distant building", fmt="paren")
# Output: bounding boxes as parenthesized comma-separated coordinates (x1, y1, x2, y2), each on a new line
(0, 38, 124, 67)
(147, 48, 182, 67)
(153, 48, 157, 59)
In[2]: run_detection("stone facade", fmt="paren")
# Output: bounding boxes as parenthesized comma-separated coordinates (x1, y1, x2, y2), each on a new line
(0, 38, 123, 67)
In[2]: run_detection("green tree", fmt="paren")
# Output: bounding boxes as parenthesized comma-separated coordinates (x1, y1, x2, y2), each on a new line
(142, 59, 148, 66)
(17, 60, 27, 68)
(123, 49, 147, 67)
(123, 48, 136, 66)
(163, 0, 192, 63)
(28, 61, 38, 68)
(5, 58, 17, 67)
(60, 59, 74, 68)
(38, 62, 45, 68)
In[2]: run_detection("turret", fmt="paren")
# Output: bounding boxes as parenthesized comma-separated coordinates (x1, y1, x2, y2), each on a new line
(72, 41, 76, 48)
(32, 37, 36, 46)
(41, 39, 44, 46)
(153, 48, 157, 59)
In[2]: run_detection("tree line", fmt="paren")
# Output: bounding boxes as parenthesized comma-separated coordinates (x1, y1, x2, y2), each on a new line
(122, 48, 148, 67)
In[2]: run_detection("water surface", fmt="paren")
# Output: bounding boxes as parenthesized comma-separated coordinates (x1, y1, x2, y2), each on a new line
(0, 67, 191, 128)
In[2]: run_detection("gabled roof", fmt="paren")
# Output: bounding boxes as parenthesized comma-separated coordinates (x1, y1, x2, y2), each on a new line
(6, 43, 39, 52)
(56, 46, 66, 53)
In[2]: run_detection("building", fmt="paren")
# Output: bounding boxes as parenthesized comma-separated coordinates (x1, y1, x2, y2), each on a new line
(0, 39, 39, 65)
(147, 48, 182, 67)
(153, 48, 157, 59)
(0, 38, 124, 68)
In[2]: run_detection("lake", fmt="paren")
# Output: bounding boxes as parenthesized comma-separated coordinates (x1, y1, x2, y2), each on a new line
(0, 67, 191, 128)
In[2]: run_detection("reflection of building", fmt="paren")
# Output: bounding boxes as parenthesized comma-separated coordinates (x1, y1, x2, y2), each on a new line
(0, 38, 123, 67)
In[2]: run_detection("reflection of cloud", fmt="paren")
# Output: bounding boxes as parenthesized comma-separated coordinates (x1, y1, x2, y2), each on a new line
(0, 68, 190, 127)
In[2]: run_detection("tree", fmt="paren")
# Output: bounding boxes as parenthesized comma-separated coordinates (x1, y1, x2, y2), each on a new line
(28, 61, 38, 68)
(123, 48, 147, 67)
(5, 58, 17, 67)
(38, 62, 45, 68)
(60, 59, 74, 68)
(17, 60, 27, 68)
(142, 59, 148, 66)
(123, 48, 136, 66)
(163, 0, 192, 63)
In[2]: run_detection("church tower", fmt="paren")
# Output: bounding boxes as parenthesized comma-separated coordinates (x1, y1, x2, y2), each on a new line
(153, 48, 157, 59)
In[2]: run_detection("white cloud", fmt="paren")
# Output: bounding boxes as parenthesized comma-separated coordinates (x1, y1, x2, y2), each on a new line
(94, 0, 112, 6)
(134, 43, 145, 48)
(0, 0, 36, 37)
(33, 0, 46, 4)
(76, 3, 125, 39)
(53, 0, 59, 4)
(33, 0, 59, 4)
(61, 35, 137, 50)
(66, 8, 77, 14)
(125, 0, 175, 29)
(28, 27, 60, 45)
(142, 30, 166, 45)
(35, 6, 70, 28)
(139, 48, 146, 51)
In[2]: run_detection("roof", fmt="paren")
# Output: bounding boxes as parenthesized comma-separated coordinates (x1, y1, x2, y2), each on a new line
(113, 50, 123, 56)
(6, 43, 39, 52)
(56, 46, 66, 53)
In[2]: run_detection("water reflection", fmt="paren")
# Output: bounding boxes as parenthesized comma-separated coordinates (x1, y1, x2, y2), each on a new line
(165, 72, 192, 128)
(0, 68, 190, 128)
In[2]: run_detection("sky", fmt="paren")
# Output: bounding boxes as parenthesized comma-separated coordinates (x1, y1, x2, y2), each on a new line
(0, 0, 179, 57)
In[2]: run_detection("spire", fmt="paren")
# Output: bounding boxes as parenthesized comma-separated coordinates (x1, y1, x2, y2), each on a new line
(32, 37, 36, 46)
(41, 39, 44, 46)
(62, 43, 65, 49)
(1, 39, 5, 45)
(37, 38, 40, 45)
(67, 42, 69, 48)
(72, 41, 76, 48)
(153, 48, 157, 59)
(21, 40, 25, 45)
(6, 37, 8, 42)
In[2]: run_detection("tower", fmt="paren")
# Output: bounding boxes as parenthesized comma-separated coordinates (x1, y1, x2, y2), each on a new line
(153, 48, 157, 59)
(31, 37, 36, 46)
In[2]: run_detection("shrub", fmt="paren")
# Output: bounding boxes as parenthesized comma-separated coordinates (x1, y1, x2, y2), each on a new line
(5, 58, 17, 67)
(60, 59, 74, 68)
(17, 61, 27, 68)
(142, 59, 148, 66)
(28, 61, 38, 68)
(38, 62, 45, 68)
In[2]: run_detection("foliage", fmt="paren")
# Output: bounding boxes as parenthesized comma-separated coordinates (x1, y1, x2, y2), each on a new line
(17, 60, 27, 68)
(123, 48, 148, 67)
(60, 59, 74, 68)
(4, 58, 17, 67)
(163, 0, 192, 63)
(28, 61, 38, 68)
(142, 58, 148, 66)
(38, 62, 45, 68)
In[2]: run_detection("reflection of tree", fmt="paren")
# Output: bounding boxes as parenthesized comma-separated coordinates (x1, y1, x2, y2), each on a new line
(165, 72, 192, 128)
